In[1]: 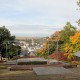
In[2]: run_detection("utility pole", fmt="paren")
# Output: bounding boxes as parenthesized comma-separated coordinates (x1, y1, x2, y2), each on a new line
(5, 41, 9, 61)
(48, 41, 49, 56)
(56, 41, 59, 60)
(6, 42, 7, 61)
(5, 41, 18, 61)
(48, 40, 59, 60)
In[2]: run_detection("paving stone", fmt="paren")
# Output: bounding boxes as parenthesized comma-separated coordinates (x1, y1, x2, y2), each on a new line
(33, 67, 73, 75)
(17, 58, 48, 62)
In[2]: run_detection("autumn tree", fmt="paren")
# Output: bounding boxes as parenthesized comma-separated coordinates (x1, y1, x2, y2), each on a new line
(63, 0, 80, 60)
(60, 22, 76, 43)
(70, 31, 80, 52)
(36, 22, 77, 59)
(64, 31, 80, 60)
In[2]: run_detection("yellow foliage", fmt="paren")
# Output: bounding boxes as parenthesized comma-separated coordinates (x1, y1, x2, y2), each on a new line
(64, 53, 74, 60)
(70, 32, 80, 44)
(64, 43, 73, 53)
(64, 31, 80, 60)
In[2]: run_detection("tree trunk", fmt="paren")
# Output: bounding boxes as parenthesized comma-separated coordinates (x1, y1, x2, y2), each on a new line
(1, 54, 2, 61)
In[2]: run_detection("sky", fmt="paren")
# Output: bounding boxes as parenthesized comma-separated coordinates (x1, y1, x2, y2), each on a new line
(0, 0, 80, 37)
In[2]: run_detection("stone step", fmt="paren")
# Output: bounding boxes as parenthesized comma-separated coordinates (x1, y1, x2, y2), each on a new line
(10, 64, 64, 71)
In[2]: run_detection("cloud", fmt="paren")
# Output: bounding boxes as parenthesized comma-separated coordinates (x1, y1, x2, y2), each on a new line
(0, 0, 79, 25)
(0, 19, 14, 26)
(0, 0, 80, 36)
(6, 25, 63, 37)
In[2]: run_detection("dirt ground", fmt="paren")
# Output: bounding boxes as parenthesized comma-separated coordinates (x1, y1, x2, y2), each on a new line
(0, 65, 80, 80)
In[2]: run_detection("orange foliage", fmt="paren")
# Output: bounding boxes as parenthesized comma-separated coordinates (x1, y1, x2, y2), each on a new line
(49, 52, 67, 61)
(51, 31, 61, 41)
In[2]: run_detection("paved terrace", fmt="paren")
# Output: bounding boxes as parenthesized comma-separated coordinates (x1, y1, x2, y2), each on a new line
(17, 58, 48, 62)
(33, 67, 73, 75)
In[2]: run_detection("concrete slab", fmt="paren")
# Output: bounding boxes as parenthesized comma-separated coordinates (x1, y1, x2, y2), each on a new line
(33, 67, 73, 75)
(17, 58, 48, 62)
(17, 58, 48, 65)
(4, 60, 17, 65)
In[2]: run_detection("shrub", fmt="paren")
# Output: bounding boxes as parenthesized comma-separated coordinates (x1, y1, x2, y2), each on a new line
(18, 61, 47, 65)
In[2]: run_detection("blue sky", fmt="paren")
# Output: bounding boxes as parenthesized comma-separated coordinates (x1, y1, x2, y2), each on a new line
(0, 0, 80, 37)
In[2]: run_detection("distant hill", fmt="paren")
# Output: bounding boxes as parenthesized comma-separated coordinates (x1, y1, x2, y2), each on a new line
(16, 36, 47, 40)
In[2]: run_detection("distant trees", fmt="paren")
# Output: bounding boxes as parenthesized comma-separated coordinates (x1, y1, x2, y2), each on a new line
(25, 37, 47, 46)
(26, 39, 32, 45)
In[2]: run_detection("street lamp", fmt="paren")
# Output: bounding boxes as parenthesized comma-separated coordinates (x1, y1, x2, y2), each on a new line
(2, 41, 9, 61)
(5, 42, 8, 61)
(47, 40, 59, 60)
(4, 41, 18, 61)
(56, 40, 59, 60)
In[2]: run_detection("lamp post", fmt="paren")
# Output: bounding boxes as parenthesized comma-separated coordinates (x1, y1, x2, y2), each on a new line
(48, 40, 59, 60)
(3, 41, 9, 61)
(56, 40, 59, 60)
(5, 42, 8, 61)
(4, 41, 18, 61)
(47, 40, 51, 56)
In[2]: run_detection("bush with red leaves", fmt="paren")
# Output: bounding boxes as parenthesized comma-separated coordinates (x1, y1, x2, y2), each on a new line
(49, 52, 67, 61)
